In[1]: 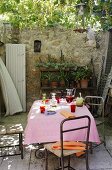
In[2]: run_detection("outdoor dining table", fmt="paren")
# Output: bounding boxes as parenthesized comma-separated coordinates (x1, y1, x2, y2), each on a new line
(24, 100, 101, 145)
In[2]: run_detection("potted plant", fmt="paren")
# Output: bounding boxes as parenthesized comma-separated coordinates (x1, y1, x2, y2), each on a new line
(71, 69, 81, 88)
(50, 72, 59, 88)
(58, 69, 69, 87)
(71, 66, 92, 88)
(76, 66, 92, 88)
(41, 71, 51, 87)
(41, 72, 48, 87)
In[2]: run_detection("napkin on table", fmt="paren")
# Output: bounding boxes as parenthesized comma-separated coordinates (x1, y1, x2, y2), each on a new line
(60, 110, 75, 118)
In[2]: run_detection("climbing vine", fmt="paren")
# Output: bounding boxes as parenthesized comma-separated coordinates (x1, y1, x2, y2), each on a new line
(0, 0, 112, 30)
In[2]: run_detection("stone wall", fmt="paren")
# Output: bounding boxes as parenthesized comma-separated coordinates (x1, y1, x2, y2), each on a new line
(0, 23, 109, 110)
(19, 27, 108, 110)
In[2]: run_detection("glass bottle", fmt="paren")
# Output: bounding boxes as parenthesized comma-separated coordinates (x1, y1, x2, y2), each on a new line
(51, 93, 57, 106)
(42, 93, 46, 104)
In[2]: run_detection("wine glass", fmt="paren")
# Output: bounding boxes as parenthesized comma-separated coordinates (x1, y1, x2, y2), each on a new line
(66, 88, 76, 103)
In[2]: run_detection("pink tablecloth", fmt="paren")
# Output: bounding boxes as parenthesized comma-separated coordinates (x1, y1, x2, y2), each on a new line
(24, 100, 100, 145)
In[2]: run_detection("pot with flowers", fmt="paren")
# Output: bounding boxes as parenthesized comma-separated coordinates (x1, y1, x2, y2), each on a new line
(41, 72, 50, 87)
(76, 66, 92, 88)
(71, 68, 81, 88)
(50, 72, 59, 88)
(58, 69, 69, 87)
(41, 71, 55, 87)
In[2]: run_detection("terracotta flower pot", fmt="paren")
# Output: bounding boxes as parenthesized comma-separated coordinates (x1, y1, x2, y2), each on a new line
(60, 80, 65, 87)
(41, 79, 49, 87)
(50, 81, 58, 88)
(76, 81, 81, 88)
(80, 79, 89, 88)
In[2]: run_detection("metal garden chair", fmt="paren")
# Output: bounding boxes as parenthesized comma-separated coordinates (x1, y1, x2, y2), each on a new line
(44, 115, 91, 170)
(85, 96, 106, 150)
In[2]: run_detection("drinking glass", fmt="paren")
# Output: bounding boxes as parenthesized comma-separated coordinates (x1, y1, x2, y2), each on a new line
(66, 89, 75, 103)
(70, 103, 76, 112)
(66, 95, 74, 103)
(40, 105, 45, 113)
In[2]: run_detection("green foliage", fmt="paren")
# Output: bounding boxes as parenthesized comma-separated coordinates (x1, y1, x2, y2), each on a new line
(41, 72, 51, 81)
(71, 66, 92, 80)
(36, 55, 77, 84)
(41, 71, 60, 82)
(0, 0, 112, 30)
(41, 71, 59, 82)
(50, 72, 59, 81)
(0, 0, 77, 28)
(36, 56, 76, 70)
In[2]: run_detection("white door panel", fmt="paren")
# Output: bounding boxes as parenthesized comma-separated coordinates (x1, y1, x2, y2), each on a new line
(6, 44, 26, 112)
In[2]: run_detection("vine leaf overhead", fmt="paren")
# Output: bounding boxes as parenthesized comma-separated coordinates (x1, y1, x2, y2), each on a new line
(0, 0, 112, 30)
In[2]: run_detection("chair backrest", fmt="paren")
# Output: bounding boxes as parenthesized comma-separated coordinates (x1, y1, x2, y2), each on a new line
(60, 115, 91, 158)
(85, 96, 104, 118)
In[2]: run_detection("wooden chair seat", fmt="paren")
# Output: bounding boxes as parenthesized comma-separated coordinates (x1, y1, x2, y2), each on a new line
(44, 143, 81, 157)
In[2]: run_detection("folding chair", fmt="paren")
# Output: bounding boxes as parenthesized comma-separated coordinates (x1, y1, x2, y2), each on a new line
(85, 96, 106, 148)
(44, 115, 91, 170)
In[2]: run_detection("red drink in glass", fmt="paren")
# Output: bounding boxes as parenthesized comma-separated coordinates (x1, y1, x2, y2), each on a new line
(56, 97, 60, 103)
(40, 106, 45, 113)
(66, 95, 74, 103)
(70, 103, 76, 112)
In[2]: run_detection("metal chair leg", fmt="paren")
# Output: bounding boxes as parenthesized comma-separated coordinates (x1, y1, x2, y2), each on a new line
(103, 123, 106, 147)
(61, 156, 64, 170)
(85, 150, 89, 170)
(89, 142, 93, 154)
(19, 133, 23, 159)
(58, 158, 61, 168)
(45, 149, 48, 170)
(28, 149, 32, 170)
(68, 155, 70, 169)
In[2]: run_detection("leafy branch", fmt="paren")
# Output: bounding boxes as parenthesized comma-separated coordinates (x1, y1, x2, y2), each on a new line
(0, 0, 112, 30)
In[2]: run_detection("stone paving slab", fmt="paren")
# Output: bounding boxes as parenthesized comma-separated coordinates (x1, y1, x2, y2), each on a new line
(106, 136, 112, 148)
(0, 136, 112, 170)
(28, 143, 112, 170)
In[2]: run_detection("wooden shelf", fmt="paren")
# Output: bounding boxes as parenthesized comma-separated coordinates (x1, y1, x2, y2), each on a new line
(40, 68, 73, 72)
(41, 87, 66, 90)
(40, 68, 97, 96)
(40, 68, 59, 71)
(41, 86, 96, 90)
